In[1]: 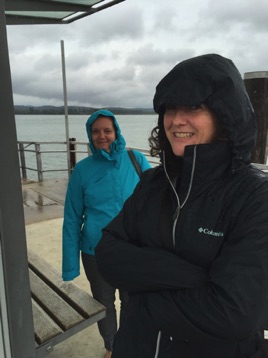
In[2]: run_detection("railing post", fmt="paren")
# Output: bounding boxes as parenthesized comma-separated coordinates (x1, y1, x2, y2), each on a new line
(69, 137, 76, 172)
(18, 142, 27, 181)
(35, 143, 43, 182)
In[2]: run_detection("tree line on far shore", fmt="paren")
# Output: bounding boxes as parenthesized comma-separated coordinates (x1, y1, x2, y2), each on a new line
(14, 105, 155, 115)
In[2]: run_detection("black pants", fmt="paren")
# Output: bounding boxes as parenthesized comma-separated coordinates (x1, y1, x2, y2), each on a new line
(81, 252, 129, 352)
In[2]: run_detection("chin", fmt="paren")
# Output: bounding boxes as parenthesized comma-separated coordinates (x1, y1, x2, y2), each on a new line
(172, 148, 185, 157)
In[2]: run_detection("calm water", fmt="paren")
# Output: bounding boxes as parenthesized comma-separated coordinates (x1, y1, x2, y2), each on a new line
(15, 114, 158, 180)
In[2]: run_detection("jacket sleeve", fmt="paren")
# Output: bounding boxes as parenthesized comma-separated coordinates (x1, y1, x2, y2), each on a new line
(62, 167, 84, 281)
(96, 178, 268, 341)
(141, 183, 268, 341)
(95, 180, 208, 292)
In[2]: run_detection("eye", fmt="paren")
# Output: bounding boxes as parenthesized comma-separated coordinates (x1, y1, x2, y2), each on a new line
(165, 105, 177, 114)
(104, 129, 113, 134)
(91, 129, 99, 135)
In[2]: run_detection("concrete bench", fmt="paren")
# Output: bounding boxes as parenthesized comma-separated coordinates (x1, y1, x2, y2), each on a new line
(28, 250, 106, 357)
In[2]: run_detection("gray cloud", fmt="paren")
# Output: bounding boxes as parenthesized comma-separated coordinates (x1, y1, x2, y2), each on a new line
(6, 0, 268, 108)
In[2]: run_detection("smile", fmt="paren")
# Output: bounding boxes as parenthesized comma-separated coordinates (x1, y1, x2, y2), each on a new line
(174, 132, 194, 138)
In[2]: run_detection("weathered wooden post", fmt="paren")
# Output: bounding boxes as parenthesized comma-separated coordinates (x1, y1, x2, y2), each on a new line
(18, 142, 27, 181)
(244, 72, 268, 164)
(69, 137, 77, 172)
(35, 143, 43, 182)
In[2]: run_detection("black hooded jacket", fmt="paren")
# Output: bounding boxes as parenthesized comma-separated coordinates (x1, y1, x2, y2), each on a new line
(95, 54, 268, 358)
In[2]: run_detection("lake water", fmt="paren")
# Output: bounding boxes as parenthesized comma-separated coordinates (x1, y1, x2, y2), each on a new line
(15, 114, 159, 180)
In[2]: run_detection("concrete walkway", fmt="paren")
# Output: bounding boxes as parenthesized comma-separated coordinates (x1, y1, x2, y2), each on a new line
(23, 179, 118, 358)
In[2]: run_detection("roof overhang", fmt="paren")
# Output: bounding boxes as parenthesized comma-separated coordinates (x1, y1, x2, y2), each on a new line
(5, 0, 125, 25)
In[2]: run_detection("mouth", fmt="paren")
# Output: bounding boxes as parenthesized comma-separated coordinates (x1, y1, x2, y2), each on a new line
(174, 132, 194, 138)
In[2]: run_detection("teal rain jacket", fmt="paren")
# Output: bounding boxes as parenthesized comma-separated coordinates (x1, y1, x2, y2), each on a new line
(62, 109, 151, 281)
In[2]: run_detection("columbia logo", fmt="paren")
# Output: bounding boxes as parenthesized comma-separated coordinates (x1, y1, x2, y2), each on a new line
(198, 227, 223, 237)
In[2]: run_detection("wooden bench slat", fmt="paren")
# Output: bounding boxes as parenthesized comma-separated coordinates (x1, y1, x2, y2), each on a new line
(27, 249, 106, 353)
(28, 250, 106, 318)
(32, 299, 62, 344)
(29, 269, 84, 330)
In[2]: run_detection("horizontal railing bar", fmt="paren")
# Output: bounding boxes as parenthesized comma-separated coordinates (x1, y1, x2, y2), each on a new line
(24, 168, 69, 174)
(42, 169, 68, 173)
(72, 150, 88, 154)
(18, 150, 38, 154)
(17, 141, 67, 145)
(23, 167, 38, 172)
(18, 140, 150, 152)
(20, 149, 69, 154)
(39, 151, 69, 154)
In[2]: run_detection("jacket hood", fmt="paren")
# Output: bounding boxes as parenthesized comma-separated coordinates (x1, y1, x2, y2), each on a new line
(153, 53, 257, 165)
(85, 109, 126, 159)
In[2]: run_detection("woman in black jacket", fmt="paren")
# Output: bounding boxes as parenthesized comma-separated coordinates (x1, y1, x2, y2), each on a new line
(95, 54, 268, 358)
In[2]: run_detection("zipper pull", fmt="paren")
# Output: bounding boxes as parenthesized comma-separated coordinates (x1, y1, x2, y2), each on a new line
(172, 206, 181, 248)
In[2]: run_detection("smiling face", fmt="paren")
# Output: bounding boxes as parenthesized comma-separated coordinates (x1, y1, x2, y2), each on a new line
(91, 116, 116, 152)
(163, 104, 218, 157)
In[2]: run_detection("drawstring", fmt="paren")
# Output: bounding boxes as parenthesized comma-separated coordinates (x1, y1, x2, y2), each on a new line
(163, 151, 180, 209)
(154, 331, 162, 358)
(163, 147, 197, 208)
(180, 145, 197, 207)
(163, 147, 197, 247)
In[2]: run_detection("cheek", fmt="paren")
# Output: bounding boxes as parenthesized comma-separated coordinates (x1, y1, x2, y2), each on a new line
(208, 123, 218, 141)
(163, 116, 172, 131)
(110, 134, 116, 142)
(201, 116, 217, 142)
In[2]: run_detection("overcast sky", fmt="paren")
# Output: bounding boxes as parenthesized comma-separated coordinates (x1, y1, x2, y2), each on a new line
(6, 0, 268, 109)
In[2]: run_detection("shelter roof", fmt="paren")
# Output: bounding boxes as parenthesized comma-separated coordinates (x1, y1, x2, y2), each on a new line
(5, 0, 125, 25)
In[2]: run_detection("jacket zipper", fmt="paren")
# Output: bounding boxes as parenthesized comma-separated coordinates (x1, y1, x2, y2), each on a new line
(153, 148, 197, 357)
(172, 206, 181, 246)
(163, 147, 197, 247)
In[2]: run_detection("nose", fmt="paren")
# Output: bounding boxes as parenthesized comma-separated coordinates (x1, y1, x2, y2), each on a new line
(172, 109, 188, 125)
(98, 131, 105, 138)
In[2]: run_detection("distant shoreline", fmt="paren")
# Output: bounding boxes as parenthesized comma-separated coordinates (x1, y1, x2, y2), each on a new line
(14, 105, 155, 116)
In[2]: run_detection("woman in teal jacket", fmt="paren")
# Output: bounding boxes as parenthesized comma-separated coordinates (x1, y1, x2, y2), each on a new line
(62, 109, 151, 358)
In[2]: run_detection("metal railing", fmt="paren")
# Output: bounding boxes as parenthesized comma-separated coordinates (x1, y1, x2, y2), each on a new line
(17, 140, 268, 182)
(17, 139, 159, 182)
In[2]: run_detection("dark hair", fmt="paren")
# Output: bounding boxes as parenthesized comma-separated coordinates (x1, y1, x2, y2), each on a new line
(148, 112, 182, 177)
(148, 114, 165, 158)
